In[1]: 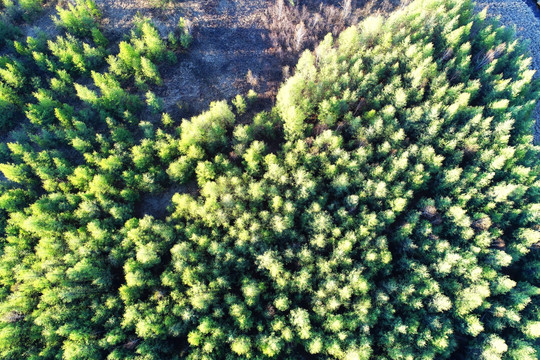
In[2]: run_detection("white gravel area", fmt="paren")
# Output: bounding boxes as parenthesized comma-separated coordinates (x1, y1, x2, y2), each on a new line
(474, 0, 540, 143)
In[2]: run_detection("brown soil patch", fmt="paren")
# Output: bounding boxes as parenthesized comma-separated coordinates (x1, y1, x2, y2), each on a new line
(17, 1, 60, 40)
(96, 0, 282, 118)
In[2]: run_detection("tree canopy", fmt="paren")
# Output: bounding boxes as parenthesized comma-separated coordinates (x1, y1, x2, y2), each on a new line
(0, 0, 539, 359)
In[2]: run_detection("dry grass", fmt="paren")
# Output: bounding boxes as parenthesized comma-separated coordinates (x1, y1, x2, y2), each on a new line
(263, 0, 407, 63)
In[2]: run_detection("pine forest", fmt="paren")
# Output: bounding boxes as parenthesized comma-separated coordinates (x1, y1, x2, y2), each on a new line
(0, 0, 539, 359)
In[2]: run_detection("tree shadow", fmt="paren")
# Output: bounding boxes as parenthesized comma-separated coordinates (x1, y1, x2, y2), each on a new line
(156, 25, 282, 117)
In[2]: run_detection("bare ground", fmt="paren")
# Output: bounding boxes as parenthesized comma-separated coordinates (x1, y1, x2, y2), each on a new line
(136, 182, 198, 219)
(95, 0, 283, 118)
(93, 0, 408, 119)
(15, 1, 60, 40)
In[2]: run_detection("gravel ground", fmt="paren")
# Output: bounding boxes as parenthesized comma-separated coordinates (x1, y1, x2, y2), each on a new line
(474, 0, 540, 144)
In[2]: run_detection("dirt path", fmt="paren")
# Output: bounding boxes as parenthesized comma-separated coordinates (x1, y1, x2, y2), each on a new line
(474, 0, 540, 144)
(95, 0, 282, 118)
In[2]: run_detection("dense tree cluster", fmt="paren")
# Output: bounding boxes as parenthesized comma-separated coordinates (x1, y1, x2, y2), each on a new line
(0, 0, 539, 359)
(53, 0, 102, 38)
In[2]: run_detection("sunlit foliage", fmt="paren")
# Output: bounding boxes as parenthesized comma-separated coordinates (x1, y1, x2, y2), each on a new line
(0, 0, 538, 359)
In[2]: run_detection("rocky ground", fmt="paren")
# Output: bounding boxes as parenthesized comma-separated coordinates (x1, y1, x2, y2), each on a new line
(474, 0, 540, 143)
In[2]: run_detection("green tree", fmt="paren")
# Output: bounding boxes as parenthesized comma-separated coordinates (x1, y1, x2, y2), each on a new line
(54, 0, 102, 38)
